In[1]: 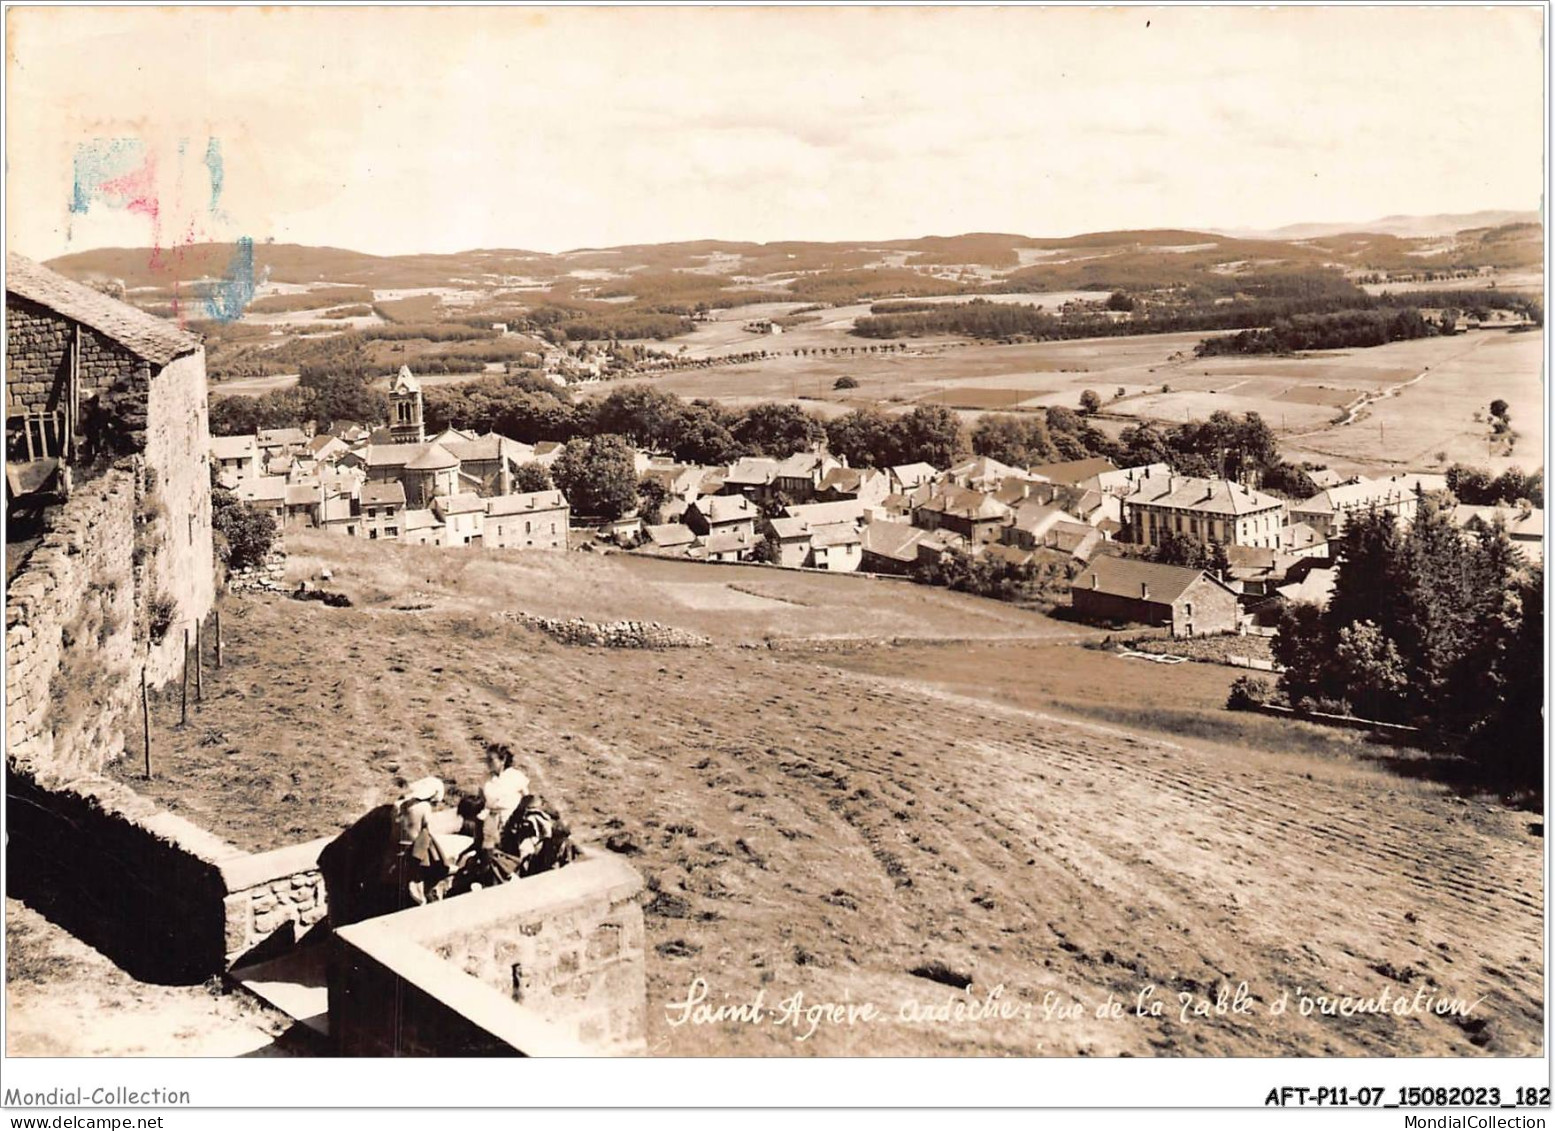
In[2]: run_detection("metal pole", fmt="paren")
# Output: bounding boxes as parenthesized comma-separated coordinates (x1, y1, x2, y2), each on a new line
(141, 663, 152, 779)
(180, 628, 189, 726)
(195, 619, 204, 703)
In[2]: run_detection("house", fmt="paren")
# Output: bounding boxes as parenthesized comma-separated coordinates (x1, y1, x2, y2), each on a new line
(434, 492, 487, 546)
(1030, 457, 1120, 487)
(1046, 520, 1104, 564)
(1070, 556, 1240, 637)
(5, 252, 216, 680)
(945, 454, 1026, 492)
(360, 481, 407, 541)
(284, 482, 322, 527)
(1305, 468, 1351, 490)
(860, 521, 928, 575)
(911, 484, 1011, 544)
(641, 522, 697, 555)
(1077, 462, 1171, 497)
(319, 490, 360, 538)
(720, 456, 781, 503)
(1280, 522, 1328, 559)
(699, 527, 756, 563)
(888, 463, 938, 493)
(815, 466, 891, 505)
(234, 475, 287, 523)
(808, 522, 862, 572)
(1290, 473, 1446, 540)
(401, 508, 445, 546)
(766, 516, 816, 569)
(484, 489, 569, 551)
(684, 494, 758, 540)
(1453, 503, 1544, 563)
(256, 426, 311, 468)
(772, 451, 840, 502)
(782, 498, 867, 529)
(307, 433, 349, 464)
(211, 434, 260, 484)
(1002, 501, 1073, 550)
(1124, 476, 1286, 550)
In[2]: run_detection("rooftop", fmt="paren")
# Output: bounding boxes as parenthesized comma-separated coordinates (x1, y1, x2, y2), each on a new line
(1126, 476, 1284, 517)
(485, 489, 567, 516)
(6, 252, 201, 366)
(1075, 555, 1223, 604)
(435, 491, 486, 516)
(361, 482, 407, 507)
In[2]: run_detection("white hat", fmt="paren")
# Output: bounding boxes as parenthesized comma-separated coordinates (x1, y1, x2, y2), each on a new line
(403, 776, 445, 805)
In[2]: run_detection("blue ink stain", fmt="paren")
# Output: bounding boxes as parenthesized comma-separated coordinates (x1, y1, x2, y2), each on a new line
(205, 236, 255, 323)
(204, 138, 224, 215)
(70, 138, 148, 214)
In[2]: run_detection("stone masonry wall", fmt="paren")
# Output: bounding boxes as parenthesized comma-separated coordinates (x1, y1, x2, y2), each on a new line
(502, 610, 710, 649)
(227, 547, 288, 594)
(7, 298, 156, 457)
(6, 469, 139, 781)
(140, 350, 215, 686)
(218, 836, 332, 967)
(423, 858, 647, 1053)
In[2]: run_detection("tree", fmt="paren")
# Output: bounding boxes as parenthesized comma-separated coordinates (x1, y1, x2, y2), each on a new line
(1489, 399, 1510, 423)
(825, 408, 901, 469)
(733, 403, 825, 458)
(550, 434, 639, 520)
(1079, 389, 1102, 415)
(971, 414, 1056, 467)
(896, 404, 968, 468)
(1106, 291, 1136, 312)
(1330, 620, 1409, 720)
(636, 476, 669, 525)
(512, 462, 554, 493)
(211, 487, 277, 571)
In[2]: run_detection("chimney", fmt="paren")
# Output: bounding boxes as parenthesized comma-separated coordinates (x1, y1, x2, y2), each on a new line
(1140, 581, 1150, 600)
(1090, 572, 1099, 590)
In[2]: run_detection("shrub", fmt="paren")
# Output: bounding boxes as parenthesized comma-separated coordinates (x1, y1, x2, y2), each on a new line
(212, 489, 278, 571)
(146, 591, 178, 644)
(833, 376, 860, 390)
(1226, 675, 1273, 712)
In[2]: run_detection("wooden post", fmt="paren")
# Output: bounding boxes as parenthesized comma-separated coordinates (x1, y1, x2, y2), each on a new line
(180, 628, 189, 726)
(141, 663, 152, 779)
(195, 619, 204, 703)
(214, 606, 222, 669)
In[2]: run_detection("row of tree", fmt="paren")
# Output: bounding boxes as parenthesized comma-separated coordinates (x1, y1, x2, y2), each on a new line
(1445, 463, 1543, 508)
(1193, 309, 1432, 356)
(1272, 502, 1542, 790)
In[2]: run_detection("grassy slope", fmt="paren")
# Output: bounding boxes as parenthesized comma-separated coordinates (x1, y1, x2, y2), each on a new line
(96, 536, 1543, 1057)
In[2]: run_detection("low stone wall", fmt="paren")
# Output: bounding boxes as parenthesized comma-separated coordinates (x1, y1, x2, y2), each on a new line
(503, 610, 709, 649)
(331, 854, 646, 1056)
(219, 836, 333, 966)
(227, 547, 288, 594)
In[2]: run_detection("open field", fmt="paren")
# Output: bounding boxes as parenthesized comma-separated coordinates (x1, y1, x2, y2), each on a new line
(95, 537, 1542, 1056)
(1281, 330, 1545, 476)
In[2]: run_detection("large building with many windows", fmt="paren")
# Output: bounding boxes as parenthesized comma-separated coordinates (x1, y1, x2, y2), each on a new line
(1124, 476, 1286, 550)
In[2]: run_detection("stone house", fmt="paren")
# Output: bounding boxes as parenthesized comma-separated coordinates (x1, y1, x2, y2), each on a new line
(772, 451, 840, 502)
(360, 481, 407, 541)
(684, 494, 757, 541)
(434, 492, 486, 546)
(484, 490, 569, 551)
(211, 433, 260, 484)
(1070, 556, 1240, 637)
(912, 484, 1011, 544)
(5, 252, 214, 688)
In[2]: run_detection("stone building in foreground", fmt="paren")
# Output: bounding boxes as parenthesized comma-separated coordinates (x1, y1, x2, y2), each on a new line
(6, 253, 216, 780)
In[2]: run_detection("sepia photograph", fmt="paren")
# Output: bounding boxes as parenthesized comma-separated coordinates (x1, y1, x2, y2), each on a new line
(0, 0, 1548, 1107)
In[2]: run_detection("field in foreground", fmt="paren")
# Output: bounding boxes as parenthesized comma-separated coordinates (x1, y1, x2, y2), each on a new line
(74, 538, 1544, 1057)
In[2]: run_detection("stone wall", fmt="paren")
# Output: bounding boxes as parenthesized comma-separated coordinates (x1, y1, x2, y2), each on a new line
(425, 859, 647, 1052)
(6, 469, 139, 781)
(6, 297, 151, 428)
(331, 854, 646, 1056)
(502, 610, 709, 649)
(227, 547, 288, 594)
(140, 351, 216, 685)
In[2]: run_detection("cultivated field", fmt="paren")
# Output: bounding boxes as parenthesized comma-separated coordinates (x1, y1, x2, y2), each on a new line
(89, 537, 1543, 1057)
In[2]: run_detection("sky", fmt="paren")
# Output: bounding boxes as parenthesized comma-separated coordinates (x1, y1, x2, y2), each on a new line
(4, 6, 1546, 260)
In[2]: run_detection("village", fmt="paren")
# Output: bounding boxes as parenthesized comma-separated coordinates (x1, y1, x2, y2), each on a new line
(208, 357, 1543, 640)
